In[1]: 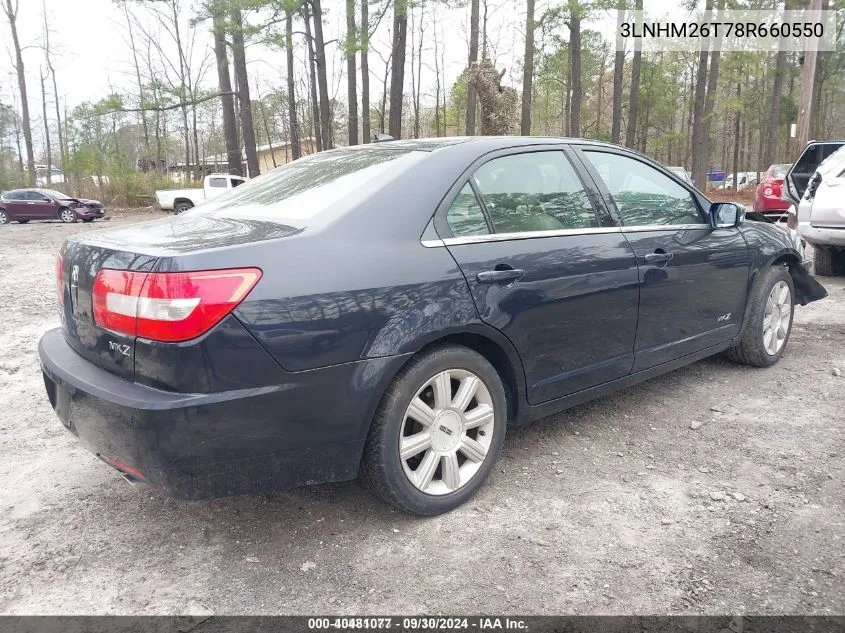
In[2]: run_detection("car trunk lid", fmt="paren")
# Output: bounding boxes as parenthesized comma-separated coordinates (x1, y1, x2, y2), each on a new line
(57, 214, 302, 378)
(59, 241, 159, 379)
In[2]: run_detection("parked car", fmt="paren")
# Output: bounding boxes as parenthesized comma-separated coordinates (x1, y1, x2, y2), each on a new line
(0, 188, 105, 225)
(39, 138, 826, 515)
(791, 144, 845, 275)
(155, 173, 248, 213)
(719, 171, 759, 191)
(665, 166, 694, 186)
(752, 164, 791, 219)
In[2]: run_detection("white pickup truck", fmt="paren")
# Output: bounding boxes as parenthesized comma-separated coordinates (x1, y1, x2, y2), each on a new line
(155, 173, 249, 213)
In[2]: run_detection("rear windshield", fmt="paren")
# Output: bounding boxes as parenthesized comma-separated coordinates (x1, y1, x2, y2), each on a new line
(770, 164, 790, 177)
(194, 147, 426, 221)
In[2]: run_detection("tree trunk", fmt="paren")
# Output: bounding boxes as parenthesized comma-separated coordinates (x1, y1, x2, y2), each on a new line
(4, 0, 35, 185)
(610, 0, 625, 144)
(388, 0, 408, 139)
(519, 0, 535, 135)
(465, 0, 480, 135)
(212, 0, 243, 176)
(690, 0, 712, 190)
(43, 0, 66, 168)
(765, 49, 786, 168)
(40, 69, 51, 183)
(700, 1, 721, 188)
(346, 0, 358, 145)
(122, 2, 150, 157)
(310, 0, 333, 148)
(361, 0, 370, 142)
(302, 4, 323, 151)
(732, 81, 741, 192)
(231, 7, 259, 176)
(624, 0, 642, 148)
(568, 2, 582, 138)
(286, 9, 301, 160)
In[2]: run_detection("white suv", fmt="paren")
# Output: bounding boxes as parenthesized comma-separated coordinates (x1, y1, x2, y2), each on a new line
(792, 145, 845, 275)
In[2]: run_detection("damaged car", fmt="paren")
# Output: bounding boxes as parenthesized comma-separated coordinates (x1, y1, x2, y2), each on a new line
(39, 137, 827, 516)
(0, 188, 105, 224)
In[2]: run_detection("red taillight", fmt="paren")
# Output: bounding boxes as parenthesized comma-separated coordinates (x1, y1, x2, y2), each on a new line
(56, 255, 64, 306)
(92, 267, 262, 342)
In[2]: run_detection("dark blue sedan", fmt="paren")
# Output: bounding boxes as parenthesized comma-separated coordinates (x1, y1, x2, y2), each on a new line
(39, 137, 826, 515)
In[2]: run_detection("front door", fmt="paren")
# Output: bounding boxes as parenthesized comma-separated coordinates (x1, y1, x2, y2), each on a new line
(25, 191, 57, 219)
(578, 149, 752, 371)
(438, 149, 640, 404)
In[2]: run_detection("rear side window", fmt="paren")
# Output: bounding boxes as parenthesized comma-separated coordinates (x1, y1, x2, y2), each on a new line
(470, 151, 599, 234)
(446, 184, 489, 237)
(584, 151, 703, 226)
(208, 177, 228, 188)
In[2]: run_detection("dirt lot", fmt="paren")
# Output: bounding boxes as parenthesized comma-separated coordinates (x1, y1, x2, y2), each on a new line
(0, 213, 842, 615)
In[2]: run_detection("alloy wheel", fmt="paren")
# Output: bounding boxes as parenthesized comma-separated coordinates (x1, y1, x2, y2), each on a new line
(399, 368, 496, 496)
(763, 280, 792, 355)
(0, 210, 8, 224)
(60, 208, 76, 223)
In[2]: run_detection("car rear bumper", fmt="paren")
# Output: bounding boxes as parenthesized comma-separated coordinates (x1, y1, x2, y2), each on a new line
(798, 222, 845, 247)
(754, 196, 790, 213)
(39, 327, 406, 498)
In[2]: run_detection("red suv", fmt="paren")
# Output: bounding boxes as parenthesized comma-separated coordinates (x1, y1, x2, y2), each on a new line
(752, 164, 791, 219)
(0, 188, 105, 225)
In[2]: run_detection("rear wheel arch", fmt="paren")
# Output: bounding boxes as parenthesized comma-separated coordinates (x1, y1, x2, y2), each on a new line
(173, 198, 194, 213)
(366, 329, 526, 434)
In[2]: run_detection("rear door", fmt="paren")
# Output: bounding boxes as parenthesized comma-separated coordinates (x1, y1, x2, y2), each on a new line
(577, 148, 751, 372)
(785, 141, 845, 205)
(2, 191, 26, 218)
(436, 148, 640, 404)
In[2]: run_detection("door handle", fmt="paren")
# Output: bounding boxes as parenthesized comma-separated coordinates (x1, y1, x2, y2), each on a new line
(476, 268, 525, 284)
(644, 251, 673, 264)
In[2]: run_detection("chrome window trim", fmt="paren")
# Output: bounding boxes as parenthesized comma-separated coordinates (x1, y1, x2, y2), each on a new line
(621, 223, 712, 233)
(421, 226, 622, 247)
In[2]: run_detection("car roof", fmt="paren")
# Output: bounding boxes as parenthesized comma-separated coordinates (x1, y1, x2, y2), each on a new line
(361, 136, 624, 152)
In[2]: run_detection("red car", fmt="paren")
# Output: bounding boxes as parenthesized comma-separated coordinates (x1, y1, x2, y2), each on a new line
(0, 188, 105, 225)
(753, 164, 791, 218)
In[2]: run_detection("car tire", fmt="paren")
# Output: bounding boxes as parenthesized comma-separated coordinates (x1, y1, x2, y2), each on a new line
(174, 201, 193, 214)
(725, 265, 794, 368)
(361, 345, 507, 516)
(813, 244, 836, 276)
(58, 207, 77, 223)
(0, 210, 9, 225)
(17, 219, 29, 224)
(82, 218, 94, 223)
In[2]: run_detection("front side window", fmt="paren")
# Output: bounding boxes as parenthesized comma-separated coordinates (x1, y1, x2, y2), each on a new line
(470, 151, 598, 234)
(446, 184, 489, 237)
(584, 151, 703, 226)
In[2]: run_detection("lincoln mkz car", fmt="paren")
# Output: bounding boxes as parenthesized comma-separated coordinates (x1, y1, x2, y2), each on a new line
(39, 138, 827, 515)
(0, 188, 105, 224)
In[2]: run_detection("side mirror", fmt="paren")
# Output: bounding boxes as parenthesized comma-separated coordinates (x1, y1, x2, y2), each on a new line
(709, 202, 744, 228)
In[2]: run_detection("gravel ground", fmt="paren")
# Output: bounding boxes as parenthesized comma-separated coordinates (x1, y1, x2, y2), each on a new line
(0, 213, 843, 615)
